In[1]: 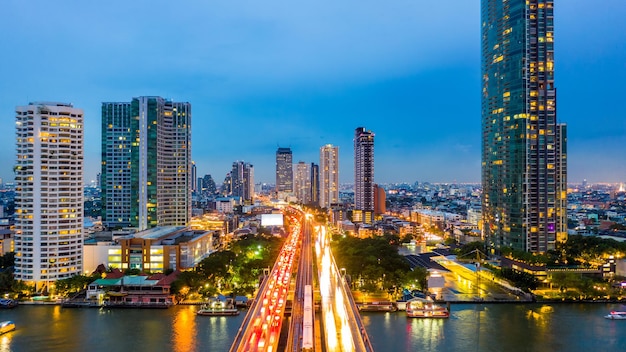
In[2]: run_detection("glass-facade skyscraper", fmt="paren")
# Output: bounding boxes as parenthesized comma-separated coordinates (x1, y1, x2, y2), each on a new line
(275, 147, 293, 193)
(481, 0, 567, 253)
(354, 127, 375, 223)
(101, 96, 192, 230)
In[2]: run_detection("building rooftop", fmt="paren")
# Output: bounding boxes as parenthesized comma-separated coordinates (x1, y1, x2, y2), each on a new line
(135, 226, 186, 240)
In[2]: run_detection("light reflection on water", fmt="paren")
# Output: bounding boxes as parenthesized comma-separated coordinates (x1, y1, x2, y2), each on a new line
(1, 303, 626, 351)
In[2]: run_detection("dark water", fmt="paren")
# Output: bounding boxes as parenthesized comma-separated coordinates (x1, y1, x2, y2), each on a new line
(1, 303, 626, 351)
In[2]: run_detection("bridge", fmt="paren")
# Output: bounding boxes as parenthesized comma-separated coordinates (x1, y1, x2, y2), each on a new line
(230, 208, 374, 352)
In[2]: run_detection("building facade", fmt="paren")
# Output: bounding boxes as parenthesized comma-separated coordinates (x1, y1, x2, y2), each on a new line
(294, 161, 311, 204)
(230, 161, 254, 202)
(319, 144, 339, 208)
(275, 147, 293, 193)
(310, 163, 319, 206)
(101, 97, 192, 231)
(14, 102, 84, 291)
(481, 0, 567, 253)
(354, 128, 375, 223)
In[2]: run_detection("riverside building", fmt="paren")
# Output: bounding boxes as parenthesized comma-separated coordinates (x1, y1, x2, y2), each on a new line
(101, 97, 192, 231)
(14, 102, 84, 291)
(481, 0, 567, 253)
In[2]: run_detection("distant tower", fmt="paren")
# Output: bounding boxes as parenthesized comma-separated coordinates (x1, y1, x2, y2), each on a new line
(374, 184, 386, 215)
(101, 97, 192, 230)
(276, 147, 293, 193)
(294, 161, 311, 204)
(481, 0, 567, 253)
(354, 127, 374, 223)
(230, 161, 255, 202)
(319, 144, 339, 208)
(310, 163, 320, 206)
(15, 102, 84, 291)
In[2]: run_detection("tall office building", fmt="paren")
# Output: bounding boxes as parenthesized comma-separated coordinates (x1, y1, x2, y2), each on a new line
(481, 0, 567, 253)
(310, 163, 319, 206)
(294, 161, 311, 204)
(319, 144, 339, 208)
(230, 161, 255, 202)
(276, 147, 293, 193)
(354, 128, 375, 223)
(14, 102, 84, 291)
(102, 96, 192, 230)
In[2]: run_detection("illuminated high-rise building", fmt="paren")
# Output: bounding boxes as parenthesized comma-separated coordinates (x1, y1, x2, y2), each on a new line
(294, 161, 311, 204)
(354, 127, 374, 223)
(481, 0, 567, 253)
(14, 102, 84, 291)
(319, 144, 339, 208)
(101, 97, 192, 230)
(275, 147, 293, 193)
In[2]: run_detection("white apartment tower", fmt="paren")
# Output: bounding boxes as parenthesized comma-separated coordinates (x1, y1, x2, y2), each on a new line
(15, 102, 84, 291)
(319, 144, 339, 208)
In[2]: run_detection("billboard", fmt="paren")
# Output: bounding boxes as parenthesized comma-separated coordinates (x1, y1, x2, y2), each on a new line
(261, 214, 284, 227)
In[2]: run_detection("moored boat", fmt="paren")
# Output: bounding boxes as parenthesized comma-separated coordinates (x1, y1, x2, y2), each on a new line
(406, 298, 449, 318)
(0, 321, 15, 334)
(357, 301, 398, 312)
(196, 301, 240, 316)
(0, 299, 18, 309)
(605, 311, 626, 320)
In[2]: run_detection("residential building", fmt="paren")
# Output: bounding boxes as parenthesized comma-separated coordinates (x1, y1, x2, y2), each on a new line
(319, 144, 339, 208)
(294, 161, 311, 204)
(481, 0, 567, 253)
(275, 147, 293, 193)
(14, 102, 84, 291)
(101, 97, 192, 230)
(354, 127, 375, 223)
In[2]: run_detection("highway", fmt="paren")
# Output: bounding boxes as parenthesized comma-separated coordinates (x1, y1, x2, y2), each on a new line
(287, 214, 314, 351)
(229, 209, 302, 352)
(230, 208, 373, 351)
(315, 224, 374, 352)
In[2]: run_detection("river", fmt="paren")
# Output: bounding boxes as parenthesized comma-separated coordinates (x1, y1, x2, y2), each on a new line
(1, 303, 625, 351)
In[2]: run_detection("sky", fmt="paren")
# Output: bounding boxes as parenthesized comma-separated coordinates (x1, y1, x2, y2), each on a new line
(1, 0, 625, 185)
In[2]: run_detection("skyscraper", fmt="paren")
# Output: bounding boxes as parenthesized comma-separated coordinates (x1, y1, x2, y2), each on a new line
(15, 102, 84, 291)
(354, 127, 375, 223)
(481, 0, 567, 253)
(319, 144, 339, 208)
(276, 147, 293, 193)
(101, 96, 192, 230)
(230, 161, 255, 202)
(294, 161, 311, 204)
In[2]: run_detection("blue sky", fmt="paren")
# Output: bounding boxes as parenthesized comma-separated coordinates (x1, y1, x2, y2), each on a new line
(1, 1, 625, 184)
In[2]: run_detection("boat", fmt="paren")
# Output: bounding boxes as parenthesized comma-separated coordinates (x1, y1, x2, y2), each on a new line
(0, 299, 18, 309)
(196, 301, 240, 316)
(604, 311, 626, 320)
(406, 298, 449, 318)
(357, 301, 398, 312)
(0, 321, 15, 334)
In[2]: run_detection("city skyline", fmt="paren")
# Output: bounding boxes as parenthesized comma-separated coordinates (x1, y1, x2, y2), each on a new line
(1, 1, 625, 184)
